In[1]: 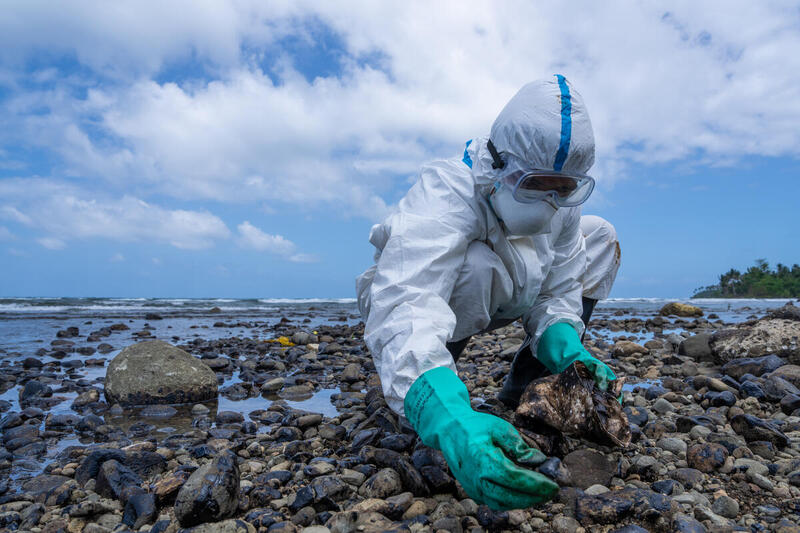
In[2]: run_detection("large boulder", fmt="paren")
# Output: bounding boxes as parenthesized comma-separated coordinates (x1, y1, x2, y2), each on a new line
(678, 333, 713, 362)
(710, 319, 800, 365)
(659, 302, 703, 317)
(105, 340, 217, 406)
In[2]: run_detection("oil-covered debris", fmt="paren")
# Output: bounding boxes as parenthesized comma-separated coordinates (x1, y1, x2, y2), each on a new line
(514, 361, 631, 454)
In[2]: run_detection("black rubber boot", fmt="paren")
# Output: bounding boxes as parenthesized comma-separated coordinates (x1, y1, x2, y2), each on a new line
(446, 336, 471, 363)
(496, 337, 551, 409)
(581, 296, 598, 342)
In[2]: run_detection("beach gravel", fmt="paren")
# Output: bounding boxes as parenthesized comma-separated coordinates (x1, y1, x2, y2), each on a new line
(1, 302, 800, 531)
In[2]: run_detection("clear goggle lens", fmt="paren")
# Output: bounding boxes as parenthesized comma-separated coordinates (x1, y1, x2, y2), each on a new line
(503, 170, 595, 207)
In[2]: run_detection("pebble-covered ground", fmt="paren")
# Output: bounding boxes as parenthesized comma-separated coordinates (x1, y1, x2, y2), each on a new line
(1, 303, 800, 532)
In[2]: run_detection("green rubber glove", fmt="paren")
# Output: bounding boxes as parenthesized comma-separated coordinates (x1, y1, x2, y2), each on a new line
(404, 366, 559, 510)
(537, 322, 617, 391)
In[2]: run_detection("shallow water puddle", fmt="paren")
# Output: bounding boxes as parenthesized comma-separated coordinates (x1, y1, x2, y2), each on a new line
(622, 378, 662, 392)
(285, 388, 339, 418)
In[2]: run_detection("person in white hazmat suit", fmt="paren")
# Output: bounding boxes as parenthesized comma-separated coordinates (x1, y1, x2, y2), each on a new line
(356, 76, 621, 509)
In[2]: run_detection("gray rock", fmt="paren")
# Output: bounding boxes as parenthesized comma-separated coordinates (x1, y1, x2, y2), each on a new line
(756, 504, 782, 518)
(733, 457, 769, 475)
(105, 340, 217, 406)
(260, 377, 285, 393)
(585, 484, 610, 495)
(711, 495, 739, 518)
(703, 391, 736, 407)
(340, 363, 362, 383)
(672, 514, 708, 532)
(710, 319, 800, 364)
(657, 437, 688, 455)
(552, 516, 582, 532)
(767, 302, 800, 321)
(122, 491, 157, 529)
(747, 471, 773, 490)
(2, 423, 39, 443)
(679, 333, 713, 361)
(95, 459, 143, 503)
(730, 413, 789, 448)
(740, 380, 766, 400)
(722, 354, 787, 379)
(689, 425, 711, 440)
(686, 443, 728, 473)
(652, 397, 675, 414)
(575, 487, 675, 526)
(311, 475, 351, 503)
(669, 468, 704, 488)
(781, 393, 800, 415)
(660, 302, 703, 317)
(694, 506, 732, 527)
(71, 389, 100, 408)
(610, 526, 649, 533)
(628, 455, 663, 481)
(562, 449, 617, 489)
(18, 502, 44, 529)
(19, 381, 52, 402)
(340, 469, 365, 486)
(291, 332, 312, 345)
(174, 451, 240, 527)
(357, 468, 402, 499)
(769, 364, 800, 387)
(73, 449, 126, 484)
(20, 475, 72, 504)
(624, 406, 649, 427)
(763, 375, 800, 402)
(182, 519, 256, 533)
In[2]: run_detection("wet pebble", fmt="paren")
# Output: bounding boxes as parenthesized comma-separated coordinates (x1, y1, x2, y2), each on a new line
(686, 443, 728, 473)
(358, 468, 402, 499)
(174, 451, 240, 527)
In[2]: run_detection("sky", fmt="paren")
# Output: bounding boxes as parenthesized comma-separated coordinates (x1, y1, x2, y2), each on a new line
(1, 1, 799, 299)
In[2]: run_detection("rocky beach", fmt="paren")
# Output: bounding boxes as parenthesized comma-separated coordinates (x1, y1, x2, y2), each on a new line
(1, 298, 800, 532)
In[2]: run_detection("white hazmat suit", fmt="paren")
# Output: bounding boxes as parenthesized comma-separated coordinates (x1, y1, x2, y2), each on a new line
(356, 77, 621, 416)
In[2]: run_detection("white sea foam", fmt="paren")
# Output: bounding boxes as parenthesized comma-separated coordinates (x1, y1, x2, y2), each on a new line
(257, 298, 357, 304)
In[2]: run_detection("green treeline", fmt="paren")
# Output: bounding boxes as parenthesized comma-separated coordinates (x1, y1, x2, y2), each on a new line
(692, 259, 800, 298)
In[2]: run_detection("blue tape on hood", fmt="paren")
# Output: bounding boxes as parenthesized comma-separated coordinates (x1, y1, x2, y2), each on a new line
(553, 75, 572, 172)
(462, 139, 473, 168)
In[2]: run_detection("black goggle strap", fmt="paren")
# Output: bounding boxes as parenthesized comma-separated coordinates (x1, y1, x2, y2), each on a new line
(487, 139, 505, 169)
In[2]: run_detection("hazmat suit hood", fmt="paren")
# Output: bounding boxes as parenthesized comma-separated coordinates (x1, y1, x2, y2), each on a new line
(466, 76, 596, 189)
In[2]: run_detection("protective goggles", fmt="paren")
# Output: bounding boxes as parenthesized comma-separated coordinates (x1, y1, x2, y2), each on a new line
(487, 139, 595, 207)
(500, 170, 595, 207)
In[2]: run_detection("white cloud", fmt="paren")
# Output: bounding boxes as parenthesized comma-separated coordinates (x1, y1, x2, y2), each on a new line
(237, 221, 295, 254)
(37, 237, 66, 250)
(0, 206, 32, 225)
(109, 252, 125, 262)
(236, 221, 315, 261)
(0, 226, 13, 240)
(0, 179, 230, 250)
(289, 253, 319, 263)
(1, 1, 799, 219)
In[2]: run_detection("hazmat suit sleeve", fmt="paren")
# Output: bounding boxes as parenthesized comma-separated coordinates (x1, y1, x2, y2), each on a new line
(523, 207, 586, 352)
(363, 162, 482, 416)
